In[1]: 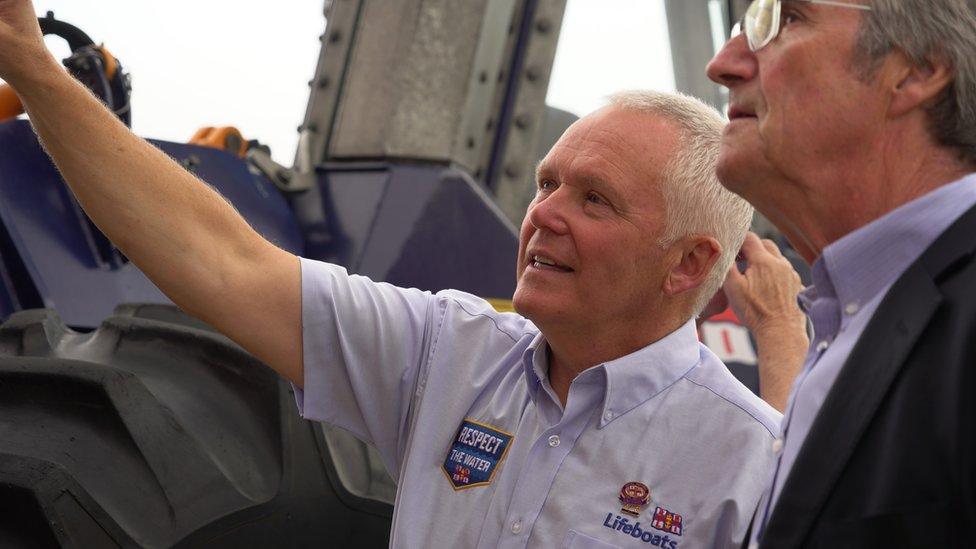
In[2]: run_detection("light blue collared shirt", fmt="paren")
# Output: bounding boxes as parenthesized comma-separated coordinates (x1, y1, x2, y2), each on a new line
(752, 173, 976, 546)
(294, 258, 781, 548)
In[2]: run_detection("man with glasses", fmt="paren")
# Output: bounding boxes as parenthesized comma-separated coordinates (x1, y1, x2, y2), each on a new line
(709, 0, 976, 545)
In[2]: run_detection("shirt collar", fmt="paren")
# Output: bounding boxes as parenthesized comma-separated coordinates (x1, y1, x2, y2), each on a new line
(816, 173, 976, 320)
(797, 261, 830, 314)
(522, 331, 555, 404)
(597, 319, 702, 428)
(799, 259, 842, 342)
(522, 319, 704, 427)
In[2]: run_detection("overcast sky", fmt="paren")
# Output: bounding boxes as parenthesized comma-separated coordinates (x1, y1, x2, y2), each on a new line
(15, 0, 676, 163)
(548, 0, 674, 116)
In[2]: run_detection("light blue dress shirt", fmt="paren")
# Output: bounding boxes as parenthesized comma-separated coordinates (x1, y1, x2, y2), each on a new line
(295, 258, 781, 548)
(751, 173, 976, 546)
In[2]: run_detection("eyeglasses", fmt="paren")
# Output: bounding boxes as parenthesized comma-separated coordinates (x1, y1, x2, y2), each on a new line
(730, 0, 872, 52)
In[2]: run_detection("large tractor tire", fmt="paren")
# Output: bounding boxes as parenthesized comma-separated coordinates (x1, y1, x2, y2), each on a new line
(0, 305, 392, 548)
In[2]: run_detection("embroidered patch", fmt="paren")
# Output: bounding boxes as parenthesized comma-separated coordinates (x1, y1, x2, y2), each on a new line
(602, 513, 681, 547)
(442, 419, 513, 490)
(651, 506, 683, 536)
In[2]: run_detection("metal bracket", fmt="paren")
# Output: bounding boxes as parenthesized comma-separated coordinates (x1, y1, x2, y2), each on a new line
(247, 148, 315, 192)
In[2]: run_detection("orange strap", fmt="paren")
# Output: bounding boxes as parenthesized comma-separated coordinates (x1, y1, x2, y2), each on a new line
(0, 46, 117, 123)
(188, 126, 248, 158)
(0, 84, 24, 121)
(98, 44, 118, 79)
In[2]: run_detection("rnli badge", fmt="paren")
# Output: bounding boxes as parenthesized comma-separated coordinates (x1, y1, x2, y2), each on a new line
(651, 506, 684, 536)
(619, 482, 650, 516)
(442, 419, 513, 490)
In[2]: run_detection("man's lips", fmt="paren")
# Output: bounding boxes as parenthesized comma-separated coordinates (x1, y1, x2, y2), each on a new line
(526, 253, 574, 273)
(727, 106, 757, 120)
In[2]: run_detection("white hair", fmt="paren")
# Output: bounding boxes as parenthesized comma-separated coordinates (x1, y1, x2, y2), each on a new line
(608, 90, 754, 316)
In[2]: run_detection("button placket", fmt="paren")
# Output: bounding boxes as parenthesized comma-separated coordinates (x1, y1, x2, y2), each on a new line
(498, 419, 592, 547)
(498, 430, 573, 546)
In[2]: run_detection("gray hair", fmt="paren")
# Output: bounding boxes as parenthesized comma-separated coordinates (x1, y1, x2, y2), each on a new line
(855, 0, 976, 166)
(608, 90, 754, 316)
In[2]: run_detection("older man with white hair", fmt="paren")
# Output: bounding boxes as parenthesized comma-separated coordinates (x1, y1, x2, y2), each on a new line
(297, 92, 804, 548)
(0, 0, 811, 545)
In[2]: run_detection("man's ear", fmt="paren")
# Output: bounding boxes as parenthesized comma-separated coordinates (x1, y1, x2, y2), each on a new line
(886, 50, 955, 118)
(663, 236, 722, 297)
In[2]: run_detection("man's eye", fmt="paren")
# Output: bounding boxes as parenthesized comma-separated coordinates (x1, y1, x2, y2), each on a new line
(781, 10, 800, 27)
(539, 180, 556, 191)
(586, 192, 608, 205)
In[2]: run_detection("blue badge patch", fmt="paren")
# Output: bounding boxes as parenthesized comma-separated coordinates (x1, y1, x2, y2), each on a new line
(442, 419, 514, 490)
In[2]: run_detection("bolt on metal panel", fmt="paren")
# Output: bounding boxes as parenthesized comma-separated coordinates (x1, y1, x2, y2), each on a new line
(486, 0, 567, 225)
(452, 1, 518, 173)
(295, 0, 364, 173)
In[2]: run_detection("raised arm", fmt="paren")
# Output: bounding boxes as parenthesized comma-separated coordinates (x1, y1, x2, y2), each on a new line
(0, 0, 303, 386)
(724, 233, 809, 412)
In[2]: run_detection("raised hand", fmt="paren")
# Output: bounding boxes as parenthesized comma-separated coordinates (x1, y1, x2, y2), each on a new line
(0, 0, 56, 86)
(724, 232, 808, 412)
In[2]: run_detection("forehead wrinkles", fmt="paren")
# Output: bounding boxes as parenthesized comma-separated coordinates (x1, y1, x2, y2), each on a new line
(545, 122, 645, 185)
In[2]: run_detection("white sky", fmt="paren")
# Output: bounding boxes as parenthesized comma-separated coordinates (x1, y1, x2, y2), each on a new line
(547, 0, 675, 116)
(14, 0, 675, 163)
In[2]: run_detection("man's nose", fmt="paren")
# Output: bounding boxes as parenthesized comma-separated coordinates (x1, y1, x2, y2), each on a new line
(527, 190, 570, 235)
(706, 33, 757, 88)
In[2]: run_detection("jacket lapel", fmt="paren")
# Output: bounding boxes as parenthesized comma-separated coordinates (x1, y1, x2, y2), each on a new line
(761, 202, 976, 547)
(760, 264, 941, 546)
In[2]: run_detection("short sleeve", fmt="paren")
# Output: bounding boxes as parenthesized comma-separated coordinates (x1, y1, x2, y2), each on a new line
(294, 257, 441, 470)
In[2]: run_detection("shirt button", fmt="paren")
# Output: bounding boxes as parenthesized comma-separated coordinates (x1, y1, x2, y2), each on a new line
(604, 410, 614, 421)
(548, 435, 561, 447)
(772, 437, 783, 454)
(844, 302, 860, 315)
(816, 340, 829, 353)
(511, 520, 523, 534)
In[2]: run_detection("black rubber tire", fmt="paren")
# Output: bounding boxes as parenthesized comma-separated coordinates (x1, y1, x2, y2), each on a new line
(0, 305, 392, 548)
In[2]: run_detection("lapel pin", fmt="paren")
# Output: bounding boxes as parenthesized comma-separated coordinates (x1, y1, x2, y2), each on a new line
(619, 481, 650, 517)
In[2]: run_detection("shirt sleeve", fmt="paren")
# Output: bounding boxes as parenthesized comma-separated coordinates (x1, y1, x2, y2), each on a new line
(293, 257, 442, 473)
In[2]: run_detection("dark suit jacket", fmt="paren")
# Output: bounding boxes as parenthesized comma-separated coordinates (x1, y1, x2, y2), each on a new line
(759, 204, 976, 548)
